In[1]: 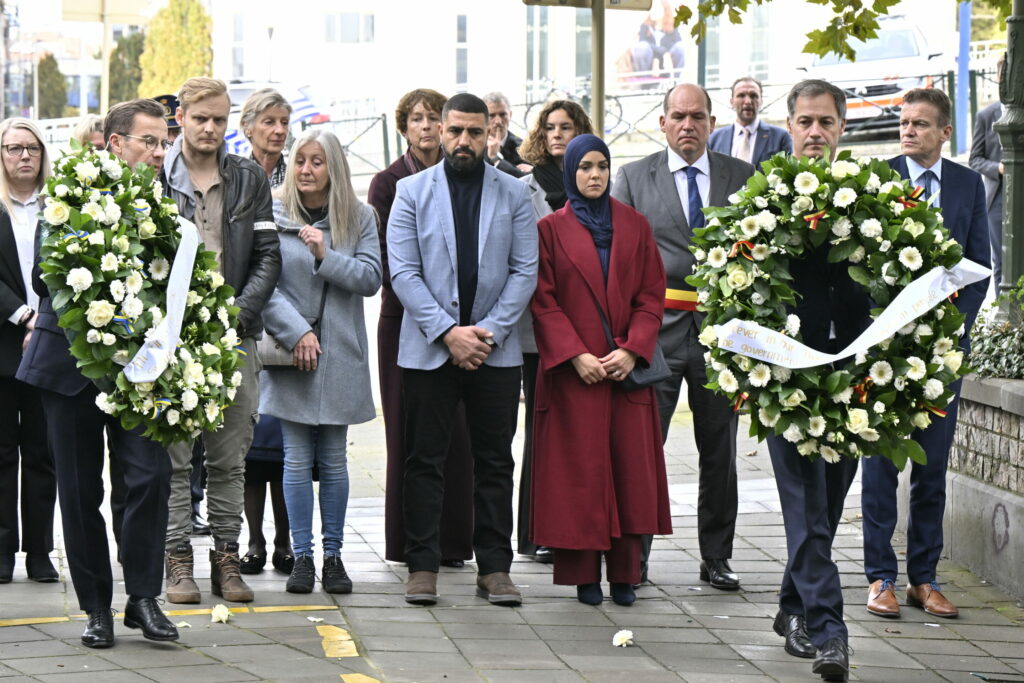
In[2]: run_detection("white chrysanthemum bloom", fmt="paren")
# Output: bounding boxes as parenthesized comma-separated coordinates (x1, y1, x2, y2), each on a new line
(906, 356, 927, 381)
(718, 368, 739, 393)
(181, 389, 199, 411)
(748, 364, 771, 387)
(797, 440, 819, 456)
(785, 314, 801, 336)
(217, 306, 230, 327)
(149, 306, 164, 325)
(753, 195, 769, 209)
(791, 195, 814, 213)
(808, 416, 826, 437)
(183, 362, 205, 387)
(879, 240, 891, 253)
(99, 252, 119, 272)
(697, 325, 719, 348)
(226, 386, 237, 400)
(86, 329, 101, 344)
(112, 349, 131, 365)
(932, 337, 954, 355)
(751, 292, 766, 305)
(694, 249, 707, 262)
(102, 159, 123, 180)
(943, 350, 964, 373)
(750, 244, 770, 261)
(166, 409, 180, 426)
(894, 376, 907, 391)
(869, 361, 893, 385)
(846, 408, 870, 434)
(783, 424, 804, 443)
(820, 446, 841, 463)
(74, 161, 100, 184)
(698, 289, 709, 303)
(755, 210, 777, 231)
(858, 218, 883, 239)
(896, 321, 915, 336)
(899, 246, 923, 271)
(848, 246, 866, 263)
(123, 296, 144, 318)
(865, 172, 881, 193)
(204, 400, 220, 423)
(101, 332, 115, 346)
(85, 299, 116, 327)
(859, 427, 880, 442)
(43, 201, 71, 225)
(95, 392, 117, 415)
(794, 171, 820, 195)
(125, 271, 143, 295)
(831, 217, 852, 237)
(911, 412, 931, 430)
(198, 307, 211, 323)
(832, 187, 857, 208)
(148, 258, 170, 281)
(771, 365, 792, 383)
(758, 408, 780, 428)
(923, 378, 944, 401)
(873, 400, 885, 413)
(739, 215, 760, 239)
(87, 231, 105, 246)
(111, 235, 128, 254)
(81, 202, 104, 224)
(187, 290, 202, 306)
(103, 203, 122, 225)
(776, 183, 790, 196)
(781, 389, 807, 408)
(230, 371, 243, 387)
(67, 267, 94, 293)
(914, 323, 933, 339)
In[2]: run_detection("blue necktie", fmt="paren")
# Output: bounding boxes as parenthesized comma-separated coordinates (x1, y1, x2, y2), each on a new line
(918, 169, 935, 202)
(685, 166, 705, 228)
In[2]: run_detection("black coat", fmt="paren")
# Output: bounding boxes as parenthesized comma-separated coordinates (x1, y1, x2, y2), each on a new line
(0, 211, 31, 378)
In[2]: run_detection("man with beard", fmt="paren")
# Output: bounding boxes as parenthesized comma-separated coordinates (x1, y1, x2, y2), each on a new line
(709, 76, 792, 168)
(387, 92, 537, 607)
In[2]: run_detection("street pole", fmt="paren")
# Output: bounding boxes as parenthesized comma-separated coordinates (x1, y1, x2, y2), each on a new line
(591, 0, 605, 136)
(995, 0, 1024, 322)
(100, 0, 111, 113)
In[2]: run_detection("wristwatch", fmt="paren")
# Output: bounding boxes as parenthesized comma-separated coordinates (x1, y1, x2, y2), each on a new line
(18, 309, 34, 326)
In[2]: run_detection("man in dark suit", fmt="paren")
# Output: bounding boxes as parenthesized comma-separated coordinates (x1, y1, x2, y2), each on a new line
(484, 92, 531, 178)
(969, 56, 1004, 294)
(611, 83, 754, 591)
(862, 88, 990, 621)
(767, 79, 864, 681)
(0, 117, 56, 585)
(708, 76, 792, 169)
(17, 98, 179, 649)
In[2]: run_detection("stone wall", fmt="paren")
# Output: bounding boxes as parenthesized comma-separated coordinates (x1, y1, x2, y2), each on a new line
(950, 396, 1023, 493)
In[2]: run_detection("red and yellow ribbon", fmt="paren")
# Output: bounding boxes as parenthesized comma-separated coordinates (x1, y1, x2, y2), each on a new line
(732, 391, 749, 412)
(665, 288, 698, 312)
(803, 210, 827, 231)
(729, 240, 755, 261)
(896, 187, 924, 209)
(852, 376, 874, 404)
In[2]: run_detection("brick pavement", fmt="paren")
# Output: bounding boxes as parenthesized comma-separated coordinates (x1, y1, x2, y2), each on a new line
(0, 404, 1022, 682)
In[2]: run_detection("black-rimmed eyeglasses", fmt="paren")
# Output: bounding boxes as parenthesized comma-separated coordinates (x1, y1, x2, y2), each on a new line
(2, 144, 43, 158)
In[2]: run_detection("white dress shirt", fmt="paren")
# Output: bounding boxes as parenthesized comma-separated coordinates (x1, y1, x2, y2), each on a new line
(666, 146, 711, 225)
(8, 192, 41, 324)
(732, 119, 758, 164)
(904, 156, 942, 209)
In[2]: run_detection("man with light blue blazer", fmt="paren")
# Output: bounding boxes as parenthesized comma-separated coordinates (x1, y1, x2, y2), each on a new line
(708, 76, 792, 169)
(387, 92, 538, 607)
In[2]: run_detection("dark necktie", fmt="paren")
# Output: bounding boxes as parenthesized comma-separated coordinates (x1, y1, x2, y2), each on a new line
(918, 169, 935, 202)
(685, 165, 705, 228)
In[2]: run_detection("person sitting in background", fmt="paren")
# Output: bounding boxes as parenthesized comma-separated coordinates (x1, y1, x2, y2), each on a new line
(514, 99, 593, 564)
(261, 129, 382, 594)
(71, 115, 104, 149)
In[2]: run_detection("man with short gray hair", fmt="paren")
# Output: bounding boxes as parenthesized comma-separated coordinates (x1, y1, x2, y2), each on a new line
(483, 91, 531, 176)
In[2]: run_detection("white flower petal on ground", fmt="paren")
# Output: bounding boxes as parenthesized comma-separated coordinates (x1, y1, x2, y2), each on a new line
(210, 604, 231, 624)
(612, 629, 634, 647)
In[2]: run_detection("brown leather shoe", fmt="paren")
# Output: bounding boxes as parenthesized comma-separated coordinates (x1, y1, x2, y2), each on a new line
(404, 571, 438, 605)
(906, 582, 959, 618)
(210, 541, 254, 602)
(866, 579, 900, 618)
(165, 543, 201, 604)
(475, 571, 522, 606)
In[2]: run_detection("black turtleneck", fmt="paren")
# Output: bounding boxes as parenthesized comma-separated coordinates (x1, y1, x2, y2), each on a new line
(444, 157, 485, 326)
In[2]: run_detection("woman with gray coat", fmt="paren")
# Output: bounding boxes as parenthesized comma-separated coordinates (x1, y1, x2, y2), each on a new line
(261, 129, 382, 594)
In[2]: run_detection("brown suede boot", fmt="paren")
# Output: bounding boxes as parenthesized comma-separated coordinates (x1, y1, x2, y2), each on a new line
(165, 542, 201, 604)
(210, 541, 254, 602)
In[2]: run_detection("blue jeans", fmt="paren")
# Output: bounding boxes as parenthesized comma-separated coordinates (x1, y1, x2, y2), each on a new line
(280, 421, 349, 557)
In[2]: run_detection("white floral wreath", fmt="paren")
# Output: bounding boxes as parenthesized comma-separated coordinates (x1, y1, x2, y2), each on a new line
(38, 143, 243, 445)
(687, 150, 967, 468)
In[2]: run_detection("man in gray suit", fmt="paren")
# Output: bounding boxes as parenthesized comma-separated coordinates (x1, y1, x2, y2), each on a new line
(611, 83, 754, 589)
(387, 92, 538, 607)
(969, 54, 1005, 292)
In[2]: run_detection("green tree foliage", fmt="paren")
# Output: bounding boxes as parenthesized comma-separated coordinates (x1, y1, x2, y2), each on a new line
(110, 31, 145, 104)
(675, 0, 1014, 62)
(37, 52, 67, 119)
(138, 0, 212, 97)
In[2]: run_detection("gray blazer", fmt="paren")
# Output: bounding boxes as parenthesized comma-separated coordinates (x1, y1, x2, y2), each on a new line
(969, 101, 1003, 210)
(387, 162, 538, 370)
(611, 149, 754, 357)
(260, 200, 382, 426)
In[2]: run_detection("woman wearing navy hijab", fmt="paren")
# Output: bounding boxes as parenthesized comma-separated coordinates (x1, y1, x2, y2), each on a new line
(529, 134, 672, 606)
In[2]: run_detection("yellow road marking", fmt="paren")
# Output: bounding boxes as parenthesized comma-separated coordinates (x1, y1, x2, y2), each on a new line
(252, 605, 338, 613)
(340, 675, 380, 683)
(318, 624, 358, 658)
(0, 617, 70, 627)
(0, 605, 339, 627)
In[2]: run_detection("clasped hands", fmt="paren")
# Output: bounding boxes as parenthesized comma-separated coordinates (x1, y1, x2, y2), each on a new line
(444, 325, 494, 370)
(571, 348, 638, 385)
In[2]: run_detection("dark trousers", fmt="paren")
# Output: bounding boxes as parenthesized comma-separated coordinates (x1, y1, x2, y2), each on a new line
(989, 188, 1003, 293)
(516, 352, 539, 555)
(41, 385, 170, 612)
(862, 384, 961, 586)
(769, 435, 858, 648)
(0, 376, 55, 556)
(403, 363, 520, 574)
(553, 535, 641, 585)
(651, 326, 738, 561)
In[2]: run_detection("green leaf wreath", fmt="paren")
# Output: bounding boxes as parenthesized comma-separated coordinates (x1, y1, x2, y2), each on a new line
(37, 142, 243, 446)
(687, 150, 969, 470)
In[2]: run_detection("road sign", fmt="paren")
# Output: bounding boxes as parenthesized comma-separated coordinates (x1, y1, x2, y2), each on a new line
(522, 0, 652, 10)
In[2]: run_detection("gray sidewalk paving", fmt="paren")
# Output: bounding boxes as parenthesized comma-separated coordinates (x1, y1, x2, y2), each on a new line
(0, 404, 1022, 682)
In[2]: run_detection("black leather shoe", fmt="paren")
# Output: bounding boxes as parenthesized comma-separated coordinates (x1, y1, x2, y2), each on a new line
(123, 596, 179, 641)
(699, 559, 740, 590)
(81, 609, 115, 648)
(191, 512, 211, 536)
(26, 554, 58, 582)
(812, 637, 850, 681)
(534, 546, 554, 564)
(440, 559, 465, 568)
(0, 554, 13, 583)
(773, 610, 816, 659)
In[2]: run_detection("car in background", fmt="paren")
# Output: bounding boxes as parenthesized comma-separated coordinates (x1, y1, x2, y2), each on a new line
(803, 16, 946, 131)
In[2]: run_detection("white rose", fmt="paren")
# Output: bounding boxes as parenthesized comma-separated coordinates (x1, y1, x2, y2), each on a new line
(112, 350, 130, 365)
(187, 290, 202, 306)
(849, 246, 866, 263)
(873, 400, 885, 413)
(698, 325, 719, 348)
(210, 271, 226, 288)
(846, 408, 870, 434)
(43, 201, 71, 225)
(166, 409, 180, 426)
(725, 265, 751, 291)
(791, 195, 814, 213)
(183, 362, 206, 387)
(66, 242, 81, 254)
(201, 343, 220, 356)
(66, 267, 94, 293)
(776, 184, 790, 196)
(943, 350, 964, 373)
(758, 408, 780, 428)
(753, 195, 769, 209)
(86, 329, 101, 344)
(751, 292, 766, 305)
(54, 184, 70, 198)
(911, 412, 931, 430)
(138, 219, 157, 239)
(87, 231, 105, 246)
(780, 389, 807, 408)
(85, 299, 116, 327)
(101, 332, 116, 346)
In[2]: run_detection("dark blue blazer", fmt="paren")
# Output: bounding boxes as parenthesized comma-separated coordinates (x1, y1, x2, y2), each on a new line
(708, 121, 793, 169)
(886, 156, 991, 338)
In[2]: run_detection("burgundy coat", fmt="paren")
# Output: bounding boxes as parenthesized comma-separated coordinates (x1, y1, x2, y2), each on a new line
(530, 199, 672, 551)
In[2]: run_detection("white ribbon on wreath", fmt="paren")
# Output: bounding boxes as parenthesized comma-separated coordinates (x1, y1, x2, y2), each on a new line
(716, 259, 991, 369)
(124, 216, 199, 383)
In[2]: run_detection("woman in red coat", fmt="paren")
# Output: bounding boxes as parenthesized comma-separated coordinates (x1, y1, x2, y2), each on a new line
(530, 134, 672, 606)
